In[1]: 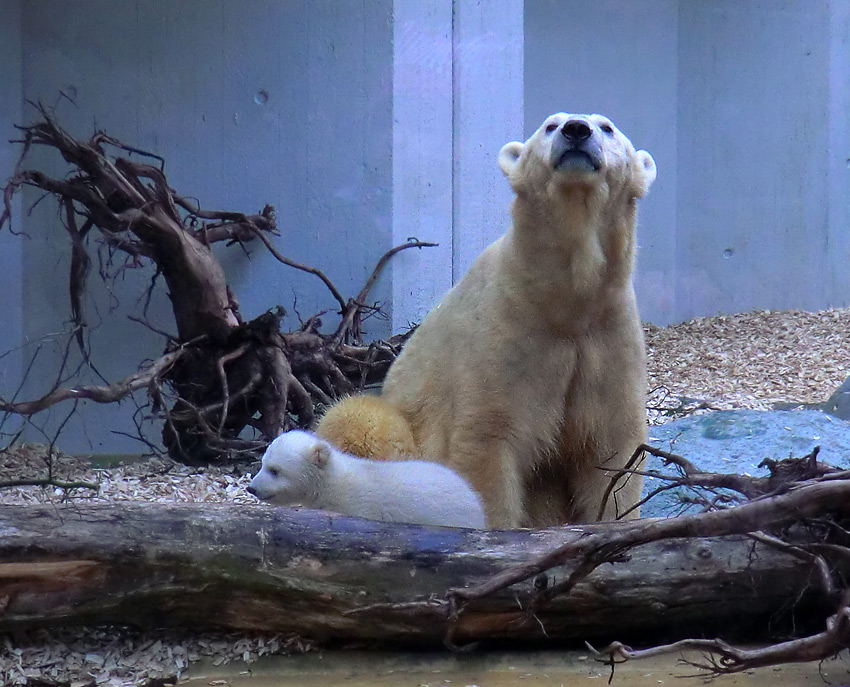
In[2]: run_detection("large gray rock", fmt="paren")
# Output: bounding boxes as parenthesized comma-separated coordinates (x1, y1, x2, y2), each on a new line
(824, 375, 850, 421)
(640, 409, 850, 518)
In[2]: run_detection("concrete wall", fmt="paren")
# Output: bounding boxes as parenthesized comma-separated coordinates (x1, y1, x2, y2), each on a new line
(390, 0, 522, 329)
(828, 0, 850, 305)
(390, 0, 455, 330)
(0, 4, 23, 408)
(675, 0, 840, 320)
(2, 0, 849, 454)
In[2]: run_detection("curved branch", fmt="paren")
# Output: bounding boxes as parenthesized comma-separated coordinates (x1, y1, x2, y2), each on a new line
(215, 343, 251, 432)
(249, 228, 348, 313)
(173, 197, 278, 245)
(354, 238, 439, 307)
(0, 477, 99, 491)
(450, 478, 850, 606)
(0, 349, 184, 415)
(331, 239, 438, 345)
(62, 197, 93, 354)
(591, 588, 850, 675)
(0, 126, 34, 234)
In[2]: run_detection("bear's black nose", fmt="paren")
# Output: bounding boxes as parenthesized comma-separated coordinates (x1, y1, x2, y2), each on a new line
(246, 485, 257, 495)
(561, 120, 592, 142)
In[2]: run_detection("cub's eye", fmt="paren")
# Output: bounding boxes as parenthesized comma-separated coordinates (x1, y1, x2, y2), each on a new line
(268, 467, 280, 478)
(600, 123, 614, 135)
(545, 122, 559, 134)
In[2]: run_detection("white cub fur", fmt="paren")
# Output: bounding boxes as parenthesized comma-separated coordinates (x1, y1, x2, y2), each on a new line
(247, 429, 486, 528)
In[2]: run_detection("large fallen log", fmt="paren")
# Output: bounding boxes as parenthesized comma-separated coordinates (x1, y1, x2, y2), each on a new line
(0, 502, 828, 646)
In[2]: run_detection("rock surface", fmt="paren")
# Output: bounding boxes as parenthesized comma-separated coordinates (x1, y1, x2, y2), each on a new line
(642, 409, 850, 518)
(824, 375, 850, 421)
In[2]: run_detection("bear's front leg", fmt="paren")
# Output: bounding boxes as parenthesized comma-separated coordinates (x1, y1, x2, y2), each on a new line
(448, 430, 527, 529)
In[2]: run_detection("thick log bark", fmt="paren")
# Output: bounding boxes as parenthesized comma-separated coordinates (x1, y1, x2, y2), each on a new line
(0, 503, 826, 646)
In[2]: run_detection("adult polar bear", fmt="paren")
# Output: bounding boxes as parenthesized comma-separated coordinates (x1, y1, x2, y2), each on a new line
(318, 113, 656, 529)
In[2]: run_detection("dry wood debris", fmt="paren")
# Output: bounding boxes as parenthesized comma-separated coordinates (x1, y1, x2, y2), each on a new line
(0, 109, 433, 466)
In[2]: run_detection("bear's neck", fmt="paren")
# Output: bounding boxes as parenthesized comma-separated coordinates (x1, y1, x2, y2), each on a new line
(512, 188, 635, 279)
(503, 188, 638, 327)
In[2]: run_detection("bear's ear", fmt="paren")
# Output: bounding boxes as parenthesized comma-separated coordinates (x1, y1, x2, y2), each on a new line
(634, 150, 657, 195)
(498, 141, 524, 177)
(310, 442, 331, 468)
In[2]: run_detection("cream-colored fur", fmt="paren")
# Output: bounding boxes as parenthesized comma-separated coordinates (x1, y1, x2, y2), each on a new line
(317, 395, 418, 460)
(316, 113, 655, 529)
(248, 429, 485, 528)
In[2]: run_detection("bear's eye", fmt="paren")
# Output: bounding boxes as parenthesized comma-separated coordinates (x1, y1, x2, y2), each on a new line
(545, 122, 559, 134)
(268, 467, 280, 478)
(600, 123, 614, 135)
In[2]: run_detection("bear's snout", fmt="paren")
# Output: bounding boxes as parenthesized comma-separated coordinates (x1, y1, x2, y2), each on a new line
(551, 118, 602, 173)
(561, 119, 592, 143)
(246, 485, 257, 496)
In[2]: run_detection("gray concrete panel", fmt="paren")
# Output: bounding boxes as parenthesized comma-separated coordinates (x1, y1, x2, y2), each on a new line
(451, 0, 524, 283)
(827, 0, 850, 307)
(0, 1, 23, 406)
(676, 0, 833, 321)
(391, 0, 454, 332)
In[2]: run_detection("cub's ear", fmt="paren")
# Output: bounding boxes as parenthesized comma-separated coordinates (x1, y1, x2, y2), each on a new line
(634, 150, 657, 196)
(310, 441, 332, 468)
(498, 141, 524, 177)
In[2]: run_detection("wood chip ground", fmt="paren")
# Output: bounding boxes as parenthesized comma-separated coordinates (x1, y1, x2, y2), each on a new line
(1, 308, 848, 685)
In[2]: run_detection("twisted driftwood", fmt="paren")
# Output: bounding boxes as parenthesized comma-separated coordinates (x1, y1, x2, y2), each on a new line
(0, 106, 433, 464)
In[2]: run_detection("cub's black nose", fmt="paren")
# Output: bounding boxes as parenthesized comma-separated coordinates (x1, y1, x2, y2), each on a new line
(561, 119, 592, 142)
(246, 485, 257, 495)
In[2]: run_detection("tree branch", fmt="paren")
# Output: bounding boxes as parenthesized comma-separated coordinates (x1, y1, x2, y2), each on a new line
(247, 227, 348, 313)
(450, 478, 850, 606)
(331, 238, 438, 345)
(590, 588, 850, 675)
(0, 477, 99, 492)
(0, 349, 184, 415)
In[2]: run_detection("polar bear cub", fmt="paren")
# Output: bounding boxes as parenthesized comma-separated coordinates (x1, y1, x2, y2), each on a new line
(247, 429, 485, 528)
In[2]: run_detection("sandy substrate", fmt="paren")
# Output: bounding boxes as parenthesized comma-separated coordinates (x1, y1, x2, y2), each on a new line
(1, 308, 848, 685)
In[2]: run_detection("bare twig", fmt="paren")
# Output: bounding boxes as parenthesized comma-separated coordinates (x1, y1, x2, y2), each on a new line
(215, 344, 250, 433)
(127, 315, 176, 342)
(249, 228, 348, 313)
(747, 531, 835, 597)
(589, 588, 850, 675)
(0, 476, 99, 492)
(331, 238, 438, 346)
(602, 444, 832, 524)
(62, 197, 93, 354)
(0, 350, 184, 415)
(596, 444, 647, 521)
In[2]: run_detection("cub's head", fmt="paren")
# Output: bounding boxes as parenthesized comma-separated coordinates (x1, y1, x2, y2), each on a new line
(246, 429, 332, 506)
(499, 113, 656, 200)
